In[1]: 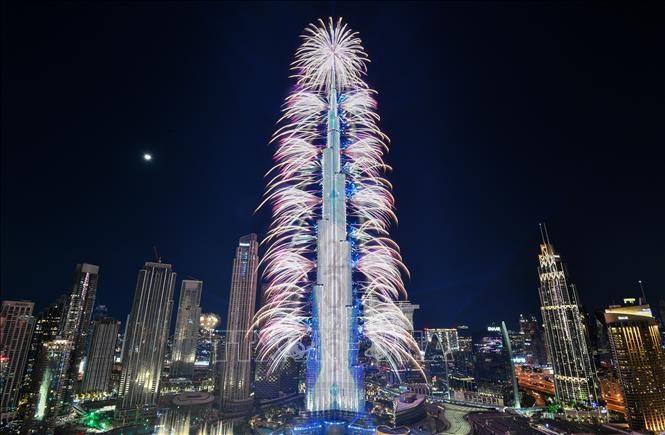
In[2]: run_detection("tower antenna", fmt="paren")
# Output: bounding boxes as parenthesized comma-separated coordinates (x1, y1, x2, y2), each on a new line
(543, 222, 552, 245)
(153, 246, 162, 263)
(638, 280, 647, 304)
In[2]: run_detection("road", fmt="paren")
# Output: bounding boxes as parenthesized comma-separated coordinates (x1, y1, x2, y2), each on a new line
(433, 403, 485, 435)
(516, 369, 626, 415)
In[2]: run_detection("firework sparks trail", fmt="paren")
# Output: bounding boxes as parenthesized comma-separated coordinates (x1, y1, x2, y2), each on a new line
(252, 18, 422, 410)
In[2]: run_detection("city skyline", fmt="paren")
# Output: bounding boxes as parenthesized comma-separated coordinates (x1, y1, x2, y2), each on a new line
(1, 5, 665, 432)
(2, 2, 663, 333)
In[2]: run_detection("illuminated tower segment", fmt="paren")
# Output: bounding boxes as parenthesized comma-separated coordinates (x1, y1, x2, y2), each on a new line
(307, 72, 362, 412)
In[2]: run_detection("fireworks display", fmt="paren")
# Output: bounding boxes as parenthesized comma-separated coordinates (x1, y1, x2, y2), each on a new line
(254, 18, 421, 394)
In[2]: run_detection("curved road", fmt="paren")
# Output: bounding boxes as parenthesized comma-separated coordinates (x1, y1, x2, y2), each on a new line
(432, 403, 484, 435)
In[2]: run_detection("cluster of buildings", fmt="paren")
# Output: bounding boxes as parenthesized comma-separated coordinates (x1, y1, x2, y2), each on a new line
(0, 234, 264, 433)
(1, 231, 665, 435)
(1, 229, 665, 434)
(415, 230, 665, 434)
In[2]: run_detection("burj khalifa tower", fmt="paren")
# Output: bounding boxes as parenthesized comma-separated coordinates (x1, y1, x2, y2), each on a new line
(254, 18, 420, 415)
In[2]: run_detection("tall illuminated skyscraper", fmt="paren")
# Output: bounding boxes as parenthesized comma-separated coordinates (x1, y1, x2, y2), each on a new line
(537, 226, 598, 405)
(0, 300, 35, 423)
(255, 18, 419, 416)
(219, 234, 258, 413)
(116, 261, 175, 421)
(61, 263, 99, 394)
(27, 339, 72, 434)
(18, 296, 65, 421)
(171, 280, 202, 378)
(81, 318, 119, 396)
(605, 302, 665, 432)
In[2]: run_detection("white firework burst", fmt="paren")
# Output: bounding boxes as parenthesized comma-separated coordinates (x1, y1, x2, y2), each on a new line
(254, 17, 422, 377)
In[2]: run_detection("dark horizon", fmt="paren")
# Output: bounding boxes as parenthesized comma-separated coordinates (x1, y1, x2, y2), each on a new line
(2, 2, 663, 333)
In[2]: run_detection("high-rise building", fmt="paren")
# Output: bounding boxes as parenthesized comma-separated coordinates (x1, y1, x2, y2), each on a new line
(455, 325, 473, 353)
(423, 333, 447, 386)
(171, 280, 202, 379)
(256, 19, 419, 418)
(395, 301, 420, 332)
(219, 234, 259, 413)
(454, 325, 475, 376)
(605, 303, 665, 432)
(197, 313, 221, 378)
(254, 358, 300, 401)
(61, 263, 99, 395)
(17, 296, 66, 420)
(81, 318, 119, 397)
(518, 314, 546, 366)
(116, 261, 175, 421)
(0, 301, 35, 422)
(424, 329, 459, 354)
(26, 339, 72, 433)
(537, 227, 598, 405)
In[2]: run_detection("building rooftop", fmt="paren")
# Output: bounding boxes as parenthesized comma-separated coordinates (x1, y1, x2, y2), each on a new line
(171, 391, 214, 407)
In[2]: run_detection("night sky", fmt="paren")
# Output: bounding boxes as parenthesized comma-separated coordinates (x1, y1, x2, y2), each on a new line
(2, 2, 663, 333)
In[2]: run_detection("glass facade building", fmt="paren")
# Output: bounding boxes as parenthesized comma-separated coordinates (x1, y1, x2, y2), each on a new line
(171, 280, 203, 379)
(0, 300, 35, 422)
(605, 303, 665, 432)
(219, 234, 259, 413)
(116, 261, 175, 421)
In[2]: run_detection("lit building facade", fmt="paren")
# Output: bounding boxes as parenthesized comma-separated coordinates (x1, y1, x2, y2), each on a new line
(61, 263, 99, 395)
(395, 301, 420, 333)
(537, 233, 598, 405)
(17, 296, 66, 420)
(171, 280, 202, 379)
(605, 303, 665, 432)
(0, 300, 35, 422)
(254, 358, 300, 401)
(81, 318, 119, 397)
(116, 261, 175, 420)
(196, 313, 220, 383)
(219, 234, 258, 413)
(303, 69, 364, 412)
(424, 329, 459, 354)
(518, 313, 546, 366)
(27, 339, 72, 434)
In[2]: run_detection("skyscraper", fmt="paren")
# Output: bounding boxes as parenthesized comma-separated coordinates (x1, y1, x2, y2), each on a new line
(518, 314, 546, 366)
(17, 296, 66, 421)
(255, 19, 419, 417)
(116, 261, 175, 421)
(61, 263, 99, 394)
(81, 318, 120, 397)
(424, 329, 459, 354)
(219, 234, 258, 413)
(0, 300, 35, 423)
(395, 301, 420, 333)
(605, 302, 665, 432)
(537, 227, 598, 405)
(171, 280, 202, 379)
(27, 339, 72, 434)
